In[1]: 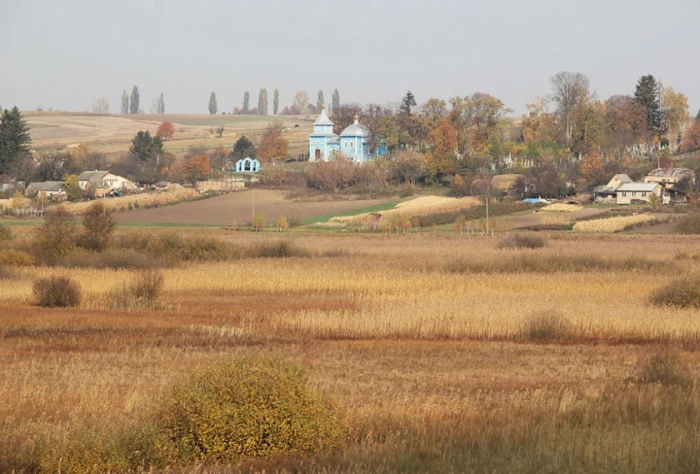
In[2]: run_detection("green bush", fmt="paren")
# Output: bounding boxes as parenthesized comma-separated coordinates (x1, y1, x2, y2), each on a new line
(676, 213, 700, 234)
(33, 276, 82, 307)
(520, 310, 570, 340)
(497, 233, 547, 250)
(650, 278, 700, 309)
(248, 240, 310, 258)
(153, 358, 345, 463)
(78, 201, 116, 251)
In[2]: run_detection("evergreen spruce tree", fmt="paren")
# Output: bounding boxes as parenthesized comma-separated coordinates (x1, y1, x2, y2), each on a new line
(0, 107, 32, 174)
(331, 89, 340, 115)
(317, 90, 325, 109)
(242, 91, 250, 115)
(121, 90, 129, 114)
(209, 92, 218, 115)
(129, 85, 140, 114)
(634, 75, 662, 139)
(400, 91, 417, 115)
(273, 89, 280, 115)
(258, 89, 268, 115)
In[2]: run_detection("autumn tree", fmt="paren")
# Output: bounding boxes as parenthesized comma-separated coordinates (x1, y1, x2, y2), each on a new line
(92, 97, 109, 114)
(331, 103, 362, 135)
(209, 92, 218, 115)
(604, 95, 646, 156)
(362, 104, 390, 153)
(317, 90, 325, 109)
(681, 120, 700, 153)
(79, 201, 116, 251)
(242, 91, 250, 114)
(425, 121, 458, 179)
(184, 155, 211, 186)
(273, 89, 280, 115)
(570, 99, 605, 156)
(65, 174, 82, 201)
(292, 91, 310, 114)
(421, 98, 448, 132)
(32, 205, 76, 266)
(331, 89, 340, 115)
(120, 90, 129, 114)
(579, 151, 607, 187)
(258, 122, 289, 163)
(0, 106, 32, 175)
(258, 89, 268, 115)
(550, 72, 590, 147)
(392, 149, 426, 185)
(129, 85, 140, 114)
(521, 97, 557, 144)
(462, 92, 510, 154)
(659, 85, 689, 138)
(32, 152, 77, 182)
(156, 121, 175, 140)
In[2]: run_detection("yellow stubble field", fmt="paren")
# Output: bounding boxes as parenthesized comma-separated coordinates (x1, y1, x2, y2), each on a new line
(1, 230, 700, 472)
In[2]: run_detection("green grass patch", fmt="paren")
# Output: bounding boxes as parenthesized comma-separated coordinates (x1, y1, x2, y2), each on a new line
(301, 199, 406, 226)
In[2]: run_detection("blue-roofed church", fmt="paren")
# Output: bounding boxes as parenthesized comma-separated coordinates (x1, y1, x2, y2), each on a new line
(309, 106, 386, 163)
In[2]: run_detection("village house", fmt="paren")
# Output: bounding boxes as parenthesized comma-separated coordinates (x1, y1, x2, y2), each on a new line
(25, 181, 66, 199)
(615, 182, 662, 205)
(644, 167, 695, 202)
(593, 174, 633, 202)
(309, 106, 387, 163)
(78, 170, 136, 196)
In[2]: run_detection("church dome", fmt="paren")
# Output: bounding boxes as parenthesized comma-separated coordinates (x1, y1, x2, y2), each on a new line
(340, 115, 369, 137)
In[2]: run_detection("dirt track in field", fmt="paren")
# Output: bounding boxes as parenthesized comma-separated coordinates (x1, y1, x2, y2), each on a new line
(114, 190, 385, 225)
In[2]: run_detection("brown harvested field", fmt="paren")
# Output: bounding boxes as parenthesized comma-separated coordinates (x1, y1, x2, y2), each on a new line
(26, 112, 314, 157)
(113, 189, 386, 225)
(496, 206, 607, 229)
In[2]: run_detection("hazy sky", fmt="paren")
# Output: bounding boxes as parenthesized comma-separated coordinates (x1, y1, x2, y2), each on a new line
(1, 0, 698, 116)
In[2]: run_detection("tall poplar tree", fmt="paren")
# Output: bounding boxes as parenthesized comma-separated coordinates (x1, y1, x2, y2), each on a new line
(317, 90, 325, 109)
(121, 90, 129, 114)
(209, 92, 218, 115)
(331, 88, 340, 114)
(129, 85, 140, 114)
(242, 91, 250, 114)
(273, 89, 280, 115)
(258, 89, 268, 115)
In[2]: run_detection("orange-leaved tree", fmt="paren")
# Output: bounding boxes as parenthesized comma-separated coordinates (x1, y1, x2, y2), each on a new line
(425, 120, 458, 179)
(258, 122, 289, 163)
(156, 121, 175, 140)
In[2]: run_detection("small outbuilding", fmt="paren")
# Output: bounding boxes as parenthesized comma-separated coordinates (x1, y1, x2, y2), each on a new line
(235, 157, 261, 172)
(25, 181, 66, 199)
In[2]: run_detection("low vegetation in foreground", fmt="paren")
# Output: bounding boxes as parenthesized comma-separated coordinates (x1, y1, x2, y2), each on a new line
(0, 222, 700, 472)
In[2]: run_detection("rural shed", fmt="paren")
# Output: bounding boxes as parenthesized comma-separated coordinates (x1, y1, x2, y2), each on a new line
(25, 181, 66, 198)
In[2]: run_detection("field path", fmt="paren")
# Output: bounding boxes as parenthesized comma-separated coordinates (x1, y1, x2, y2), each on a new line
(114, 190, 386, 225)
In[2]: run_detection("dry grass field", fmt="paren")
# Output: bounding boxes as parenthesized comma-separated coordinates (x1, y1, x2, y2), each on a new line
(1, 225, 700, 472)
(26, 112, 314, 157)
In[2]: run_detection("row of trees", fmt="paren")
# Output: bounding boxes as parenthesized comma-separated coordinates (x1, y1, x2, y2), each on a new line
(210, 89, 340, 116)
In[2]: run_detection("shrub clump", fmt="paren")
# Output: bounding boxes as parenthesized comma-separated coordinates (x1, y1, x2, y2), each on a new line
(153, 358, 345, 463)
(650, 277, 700, 309)
(0, 249, 35, 266)
(520, 310, 570, 340)
(31, 206, 77, 266)
(0, 223, 12, 241)
(33, 276, 82, 307)
(637, 352, 692, 387)
(113, 232, 239, 265)
(497, 233, 546, 250)
(109, 270, 165, 310)
(248, 240, 310, 258)
(60, 249, 163, 270)
(676, 213, 700, 234)
(77, 201, 116, 251)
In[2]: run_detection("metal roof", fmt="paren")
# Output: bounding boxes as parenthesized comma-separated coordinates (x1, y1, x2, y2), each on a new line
(340, 123, 369, 137)
(28, 181, 65, 192)
(78, 170, 109, 181)
(617, 183, 660, 192)
(647, 168, 694, 179)
(313, 108, 334, 126)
